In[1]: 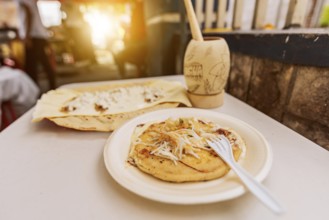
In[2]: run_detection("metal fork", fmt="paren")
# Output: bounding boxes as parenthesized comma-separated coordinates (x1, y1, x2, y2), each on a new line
(206, 136, 284, 215)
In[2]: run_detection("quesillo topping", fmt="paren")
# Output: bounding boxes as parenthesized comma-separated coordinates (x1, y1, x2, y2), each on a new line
(32, 80, 192, 132)
(128, 117, 245, 182)
(33, 80, 191, 120)
(62, 86, 164, 113)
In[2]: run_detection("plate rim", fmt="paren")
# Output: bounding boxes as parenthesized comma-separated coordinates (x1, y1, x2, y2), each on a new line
(103, 108, 273, 205)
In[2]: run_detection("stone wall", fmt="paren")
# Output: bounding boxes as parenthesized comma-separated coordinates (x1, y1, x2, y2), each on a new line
(228, 52, 329, 150)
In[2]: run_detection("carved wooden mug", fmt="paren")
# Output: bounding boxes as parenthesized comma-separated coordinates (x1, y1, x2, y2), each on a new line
(184, 37, 230, 108)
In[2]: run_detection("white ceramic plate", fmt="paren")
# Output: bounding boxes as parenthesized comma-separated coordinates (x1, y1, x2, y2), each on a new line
(103, 108, 273, 205)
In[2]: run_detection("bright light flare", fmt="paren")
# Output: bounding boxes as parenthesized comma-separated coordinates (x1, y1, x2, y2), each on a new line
(83, 9, 125, 49)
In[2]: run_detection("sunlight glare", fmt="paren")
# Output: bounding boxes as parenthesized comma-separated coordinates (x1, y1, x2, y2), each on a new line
(84, 9, 122, 49)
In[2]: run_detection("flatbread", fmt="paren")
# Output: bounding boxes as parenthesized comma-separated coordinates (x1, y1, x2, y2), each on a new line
(48, 103, 178, 132)
(128, 117, 245, 183)
(32, 80, 191, 131)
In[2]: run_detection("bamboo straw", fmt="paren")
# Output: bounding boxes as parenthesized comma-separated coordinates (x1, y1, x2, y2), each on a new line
(183, 0, 204, 41)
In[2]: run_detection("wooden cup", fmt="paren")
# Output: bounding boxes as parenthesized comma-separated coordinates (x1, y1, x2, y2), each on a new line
(184, 37, 230, 108)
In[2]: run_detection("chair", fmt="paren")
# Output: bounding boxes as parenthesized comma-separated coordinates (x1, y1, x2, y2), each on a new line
(1, 101, 17, 131)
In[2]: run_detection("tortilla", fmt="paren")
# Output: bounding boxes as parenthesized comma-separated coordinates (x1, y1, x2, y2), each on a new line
(32, 80, 191, 131)
(48, 103, 178, 132)
(128, 117, 245, 183)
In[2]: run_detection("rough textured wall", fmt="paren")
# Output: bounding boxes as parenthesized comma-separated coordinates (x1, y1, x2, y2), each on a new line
(228, 52, 329, 150)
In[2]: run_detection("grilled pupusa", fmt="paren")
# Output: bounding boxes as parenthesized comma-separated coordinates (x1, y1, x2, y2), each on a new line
(128, 117, 245, 182)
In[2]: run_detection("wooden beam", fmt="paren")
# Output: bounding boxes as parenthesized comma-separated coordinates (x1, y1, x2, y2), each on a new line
(233, 0, 244, 29)
(275, 0, 284, 28)
(205, 0, 215, 29)
(285, 0, 308, 28)
(285, 0, 298, 28)
(216, 0, 227, 28)
(195, 0, 204, 27)
(252, 0, 268, 29)
(205, 30, 329, 67)
(310, 0, 326, 27)
(305, 0, 318, 28)
(292, 0, 308, 27)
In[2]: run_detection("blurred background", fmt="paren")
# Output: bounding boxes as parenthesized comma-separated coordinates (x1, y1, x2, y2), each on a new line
(1, 0, 329, 93)
(1, 0, 329, 147)
(0, 0, 148, 93)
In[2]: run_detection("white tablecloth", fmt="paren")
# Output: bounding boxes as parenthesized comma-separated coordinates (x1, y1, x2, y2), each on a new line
(0, 66, 39, 127)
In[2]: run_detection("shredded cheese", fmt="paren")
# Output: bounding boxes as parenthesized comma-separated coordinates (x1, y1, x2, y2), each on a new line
(63, 86, 164, 112)
(135, 117, 237, 165)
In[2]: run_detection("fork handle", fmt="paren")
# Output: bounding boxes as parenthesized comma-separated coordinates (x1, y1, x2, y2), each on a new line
(227, 161, 285, 215)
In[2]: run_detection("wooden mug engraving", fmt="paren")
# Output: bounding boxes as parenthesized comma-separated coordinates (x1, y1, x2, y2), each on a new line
(184, 37, 230, 108)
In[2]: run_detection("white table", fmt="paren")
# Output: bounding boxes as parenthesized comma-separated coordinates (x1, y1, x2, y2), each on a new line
(0, 75, 328, 220)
